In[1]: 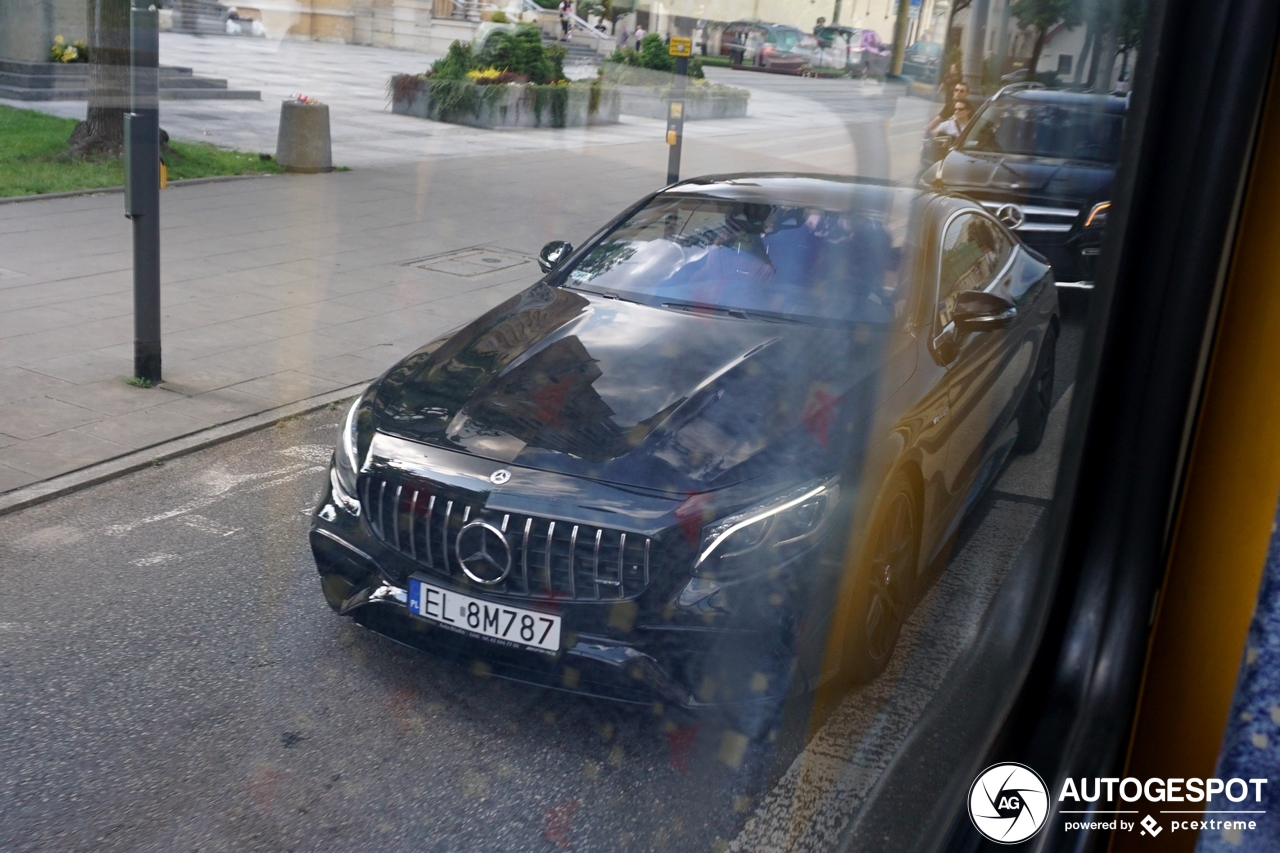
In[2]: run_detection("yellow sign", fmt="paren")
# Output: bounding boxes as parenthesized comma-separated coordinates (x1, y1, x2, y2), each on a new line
(668, 37, 692, 57)
(666, 129, 678, 145)
(669, 102, 683, 119)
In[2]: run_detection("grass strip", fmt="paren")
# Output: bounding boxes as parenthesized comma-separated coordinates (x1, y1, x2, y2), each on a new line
(0, 104, 283, 198)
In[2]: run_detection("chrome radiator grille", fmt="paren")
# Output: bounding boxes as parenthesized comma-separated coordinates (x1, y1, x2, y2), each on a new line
(360, 474, 652, 601)
(979, 201, 1080, 233)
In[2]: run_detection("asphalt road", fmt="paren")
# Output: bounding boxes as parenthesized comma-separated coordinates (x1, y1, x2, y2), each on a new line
(0, 309, 1085, 853)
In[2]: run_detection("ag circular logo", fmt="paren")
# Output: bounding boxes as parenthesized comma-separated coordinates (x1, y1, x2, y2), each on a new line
(996, 203, 1026, 229)
(968, 763, 1050, 844)
(455, 521, 513, 586)
(489, 468, 512, 485)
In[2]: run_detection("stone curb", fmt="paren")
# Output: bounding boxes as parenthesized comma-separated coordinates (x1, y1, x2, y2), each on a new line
(0, 172, 282, 205)
(0, 381, 366, 517)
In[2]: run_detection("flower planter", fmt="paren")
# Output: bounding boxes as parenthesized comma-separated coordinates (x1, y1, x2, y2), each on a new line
(390, 76, 620, 129)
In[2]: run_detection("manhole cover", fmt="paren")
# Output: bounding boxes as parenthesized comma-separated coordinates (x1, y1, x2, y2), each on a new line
(404, 246, 532, 277)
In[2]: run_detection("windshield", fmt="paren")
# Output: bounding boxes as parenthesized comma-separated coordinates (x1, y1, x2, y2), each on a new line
(562, 196, 908, 324)
(772, 29, 801, 49)
(961, 101, 1126, 162)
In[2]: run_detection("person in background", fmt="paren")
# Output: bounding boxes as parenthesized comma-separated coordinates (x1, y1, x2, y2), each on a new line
(616, 20, 630, 49)
(558, 0, 572, 41)
(934, 100, 972, 141)
(634, 25, 646, 50)
(813, 16, 826, 36)
(925, 81, 971, 136)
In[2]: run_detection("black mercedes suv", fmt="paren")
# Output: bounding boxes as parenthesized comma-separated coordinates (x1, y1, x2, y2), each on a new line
(922, 85, 1128, 293)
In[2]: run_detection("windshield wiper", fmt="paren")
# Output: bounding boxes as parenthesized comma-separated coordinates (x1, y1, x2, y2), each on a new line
(660, 300, 806, 324)
(660, 300, 748, 318)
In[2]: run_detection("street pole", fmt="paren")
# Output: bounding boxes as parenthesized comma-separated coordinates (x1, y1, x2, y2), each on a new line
(889, 0, 911, 77)
(665, 36, 692, 185)
(125, 0, 161, 383)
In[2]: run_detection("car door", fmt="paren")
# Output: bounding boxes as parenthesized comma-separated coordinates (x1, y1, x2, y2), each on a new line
(930, 211, 1028, 523)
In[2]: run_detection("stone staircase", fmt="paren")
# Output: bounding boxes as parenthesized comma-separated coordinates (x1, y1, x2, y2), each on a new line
(171, 0, 230, 36)
(0, 60, 260, 101)
(543, 33, 610, 67)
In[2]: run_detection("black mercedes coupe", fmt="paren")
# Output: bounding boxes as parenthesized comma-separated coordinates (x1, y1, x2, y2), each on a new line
(309, 174, 1058, 727)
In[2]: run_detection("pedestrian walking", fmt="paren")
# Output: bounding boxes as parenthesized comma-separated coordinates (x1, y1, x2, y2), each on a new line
(558, 0, 572, 41)
(617, 21, 630, 52)
(634, 25, 645, 50)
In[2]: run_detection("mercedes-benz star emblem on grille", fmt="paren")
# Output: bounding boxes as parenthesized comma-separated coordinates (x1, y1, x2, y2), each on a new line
(489, 469, 512, 485)
(996, 203, 1026, 229)
(456, 521, 513, 585)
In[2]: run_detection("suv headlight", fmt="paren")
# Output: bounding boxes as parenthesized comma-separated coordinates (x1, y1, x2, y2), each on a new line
(332, 396, 364, 505)
(693, 477, 840, 580)
(1084, 201, 1110, 228)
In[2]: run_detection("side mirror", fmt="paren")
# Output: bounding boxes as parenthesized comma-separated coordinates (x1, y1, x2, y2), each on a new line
(538, 240, 573, 274)
(953, 290, 1016, 332)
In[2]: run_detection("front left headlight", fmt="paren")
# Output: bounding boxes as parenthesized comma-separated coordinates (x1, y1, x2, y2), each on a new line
(693, 477, 840, 580)
(332, 395, 364, 506)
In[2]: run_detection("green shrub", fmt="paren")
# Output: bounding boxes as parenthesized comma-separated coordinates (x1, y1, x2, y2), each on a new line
(489, 10, 509, 22)
(430, 40, 475, 81)
(544, 43, 567, 82)
(428, 29, 567, 86)
(607, 40, 704, 79)
(477, 27, 558, 84)
(637, 33, 674, 72)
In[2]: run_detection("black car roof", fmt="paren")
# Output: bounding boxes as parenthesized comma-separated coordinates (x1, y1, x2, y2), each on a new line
(661, 173, 942, 214)
(994, 87, 1129, 114)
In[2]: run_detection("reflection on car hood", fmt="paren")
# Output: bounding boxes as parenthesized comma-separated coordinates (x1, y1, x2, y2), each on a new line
(939, 150, 1114, 201)
(372, 283, 905, 493)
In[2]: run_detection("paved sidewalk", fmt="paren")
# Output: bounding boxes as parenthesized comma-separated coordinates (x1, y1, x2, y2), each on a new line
(0, 139, 851, 495)
(0, 62, 932, 498)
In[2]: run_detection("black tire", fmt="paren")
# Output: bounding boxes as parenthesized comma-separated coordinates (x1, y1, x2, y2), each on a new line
(844, 470, 921, 682)
(1014, 326, 1058, 453)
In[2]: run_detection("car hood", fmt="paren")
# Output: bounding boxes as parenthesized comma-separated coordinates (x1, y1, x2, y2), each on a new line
(939, 150, 1114, 202)
(371, 283, 908, 493)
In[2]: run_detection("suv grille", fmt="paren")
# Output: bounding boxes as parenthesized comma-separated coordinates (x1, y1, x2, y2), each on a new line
(979, 201, 1079, 233)
(360, 474, 651, 601)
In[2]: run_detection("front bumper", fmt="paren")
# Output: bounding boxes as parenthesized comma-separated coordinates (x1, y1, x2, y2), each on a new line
(309, 470, 809, 713)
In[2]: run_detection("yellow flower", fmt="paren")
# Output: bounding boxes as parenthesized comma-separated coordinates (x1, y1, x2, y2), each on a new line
(60, 46, 78, 62)
(465, 66, 505, 83)
(54, 35, 65, 45)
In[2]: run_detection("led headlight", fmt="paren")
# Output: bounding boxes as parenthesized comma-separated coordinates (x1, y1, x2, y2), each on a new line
(1084, 201, 1110, 228)
(694, 477, 839, 580)
(332, 395, 364, 505)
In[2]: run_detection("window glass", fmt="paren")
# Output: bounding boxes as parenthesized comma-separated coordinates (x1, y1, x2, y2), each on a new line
(0, 0, 1170, 850)
(963, 101, 1127, 163)
(563, 193, 909, 324)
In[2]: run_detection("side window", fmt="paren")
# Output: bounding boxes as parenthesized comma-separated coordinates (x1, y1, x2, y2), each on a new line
(936, 214, 1006, 327)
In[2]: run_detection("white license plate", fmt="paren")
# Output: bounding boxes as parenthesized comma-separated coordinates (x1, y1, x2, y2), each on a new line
(407, 578, 561, 652)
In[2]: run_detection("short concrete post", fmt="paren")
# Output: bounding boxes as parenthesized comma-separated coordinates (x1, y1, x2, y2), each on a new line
(275, 100, 333, 173)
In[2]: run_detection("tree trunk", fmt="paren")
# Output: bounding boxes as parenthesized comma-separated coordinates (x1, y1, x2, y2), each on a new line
(1028, 26, 1046, 82)
(67, 0, 131, 157)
